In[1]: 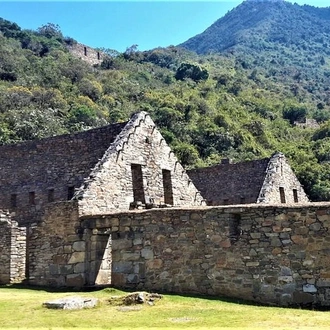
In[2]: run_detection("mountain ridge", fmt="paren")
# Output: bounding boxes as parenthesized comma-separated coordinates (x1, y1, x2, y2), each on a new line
(179, 0, 330, 54)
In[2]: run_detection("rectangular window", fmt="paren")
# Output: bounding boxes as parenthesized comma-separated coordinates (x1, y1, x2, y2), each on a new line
(68, 186, 75, 200)
(131, 164, 145, 204)
(29, 191, 35, 205)
(279, 187, 286, 203)
(162, 169, 173, 205)
(48, 189, 54, 203)
(10, 194, 17, 208)
(293, 189, 298, 203)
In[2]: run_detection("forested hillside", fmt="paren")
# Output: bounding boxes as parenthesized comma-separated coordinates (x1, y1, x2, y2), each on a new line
(1, 0, 330, 201)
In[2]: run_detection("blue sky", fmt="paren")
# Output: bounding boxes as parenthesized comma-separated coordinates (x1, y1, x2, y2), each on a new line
(0, 1, 329, 52)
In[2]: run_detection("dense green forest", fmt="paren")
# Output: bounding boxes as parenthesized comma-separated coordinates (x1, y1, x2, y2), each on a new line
(1, 0, 330, 201)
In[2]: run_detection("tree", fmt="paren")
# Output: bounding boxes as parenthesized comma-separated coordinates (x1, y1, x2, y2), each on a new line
(175, 62, 209, 83)
(37, 23, 63, 41)
(283, 103, 308, 125)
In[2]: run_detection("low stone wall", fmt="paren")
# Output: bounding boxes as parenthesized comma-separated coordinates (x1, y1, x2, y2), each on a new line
(82, 203, 330, 307)
(0, 210, 26, 284)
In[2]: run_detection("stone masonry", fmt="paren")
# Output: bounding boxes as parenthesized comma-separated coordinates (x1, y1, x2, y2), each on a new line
(77, 112, 204, 216)
(0, 111, 316, 308)
(80, 203, 330, 307)
(25, 201, 330, 307)
(0, 210, 26, 284)
(188, 152, 308, 206)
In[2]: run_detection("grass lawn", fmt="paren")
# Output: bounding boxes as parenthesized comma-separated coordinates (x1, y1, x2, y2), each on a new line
(1, 285, 330, 329)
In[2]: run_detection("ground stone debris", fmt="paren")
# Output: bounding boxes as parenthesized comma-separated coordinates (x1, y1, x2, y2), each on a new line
(43, 296, 98, 310)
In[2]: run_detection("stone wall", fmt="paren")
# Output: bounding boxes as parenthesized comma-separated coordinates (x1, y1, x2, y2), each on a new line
(188, 153, 308, 206)
(0, 123, 125, 224)
(257, 153, 309, 204)
(78, 112, 204, 216)
(188, 159, 269, 205)
(81, 203, 330, 307)
(28, 201, 85, 287)
(66, 43, 104, 66)
(0, 210, 26, 284)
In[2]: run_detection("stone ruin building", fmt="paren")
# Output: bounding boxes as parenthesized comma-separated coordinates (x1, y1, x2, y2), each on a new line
(0, 111, 203, 283)
(66, 42, 104, 66)
(4, 111, 330, 309)
(187, 153, 309, 206)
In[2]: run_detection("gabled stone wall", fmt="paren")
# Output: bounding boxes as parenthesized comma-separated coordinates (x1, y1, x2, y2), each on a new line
(0, 210, 26, 284)
(78, 112, 204, 216)
(257, 153, 309, 204)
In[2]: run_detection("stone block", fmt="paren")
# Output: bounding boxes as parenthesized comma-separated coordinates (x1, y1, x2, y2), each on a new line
(292, 291, 314, 304)
(246, 262, 259, 267)
(317, 279, 330, 287)
(68, 252, 85, 264)
(49, 264, 59, 275)
(72, 241, 85, 252)
(146, 258, 163, 269)
(112, 238, 133, 250)
(220, 239, 231, 248)
(303, 284, 317, 293)
(74, 263, 85, 274)
(309, 222, 322, 231)
(66, 274, 85, 287)
(43, 296, 98, 310)
(60, 265, 74, 275)
(280, 267, 292, 276)
(112, 261, 133, 274)
(122, 251, 141, 261)
(291, 235, 308, 246)
(271, 238, 282, 247)
(141, 248, 154, 260)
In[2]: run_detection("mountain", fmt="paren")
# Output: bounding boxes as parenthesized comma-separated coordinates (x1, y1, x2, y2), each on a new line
(179, 0, 330, 54)
(179, 0, 330, 120)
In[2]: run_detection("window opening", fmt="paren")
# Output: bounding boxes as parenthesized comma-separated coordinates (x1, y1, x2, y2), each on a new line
(162, 169, 173, 205)
(29, 192, 35, 205)
(10, 194, 17, 208)
(293, 189, 298, 203)
(84, 46, 87, 56)
(279, 187, 286, 203)
(68, 186, 75, 200)
(131, 164, 145, 204)
(48, 189, 54, 203)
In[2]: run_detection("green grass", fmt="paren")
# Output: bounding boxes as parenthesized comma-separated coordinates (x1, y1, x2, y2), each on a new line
(1, 285, 330, 329)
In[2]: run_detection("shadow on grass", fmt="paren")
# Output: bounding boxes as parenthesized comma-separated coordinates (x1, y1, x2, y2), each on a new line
(2, 283, 330, 311)
(0, 282, 107, 293)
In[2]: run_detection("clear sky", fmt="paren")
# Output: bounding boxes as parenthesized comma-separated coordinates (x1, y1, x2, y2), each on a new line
(0, 0, 329, 52)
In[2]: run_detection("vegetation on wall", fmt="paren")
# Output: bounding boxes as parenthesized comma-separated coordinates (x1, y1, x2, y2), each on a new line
(1, 0, 330, 201)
